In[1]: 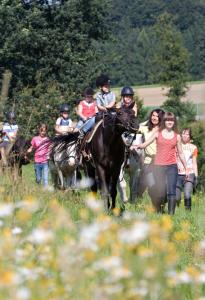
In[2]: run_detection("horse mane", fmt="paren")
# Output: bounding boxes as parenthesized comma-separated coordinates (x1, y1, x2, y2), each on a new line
(50, 133, 79, 157)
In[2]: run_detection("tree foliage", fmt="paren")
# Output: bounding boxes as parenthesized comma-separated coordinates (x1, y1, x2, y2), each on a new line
(0, 0, 111, 129)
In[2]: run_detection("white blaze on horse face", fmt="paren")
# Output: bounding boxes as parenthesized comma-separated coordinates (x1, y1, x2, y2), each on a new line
(66, 143, 76, 166)
(121, 133, 144, 155)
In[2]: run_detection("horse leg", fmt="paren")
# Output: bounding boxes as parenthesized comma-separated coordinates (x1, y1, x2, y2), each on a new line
(57, 168, 64, 189)
(96, 164, 110, 212)
(117, 165, 128, 203)
(85, 162, 98, 193)
(129, 154, 141, 204)
(111, 170, 125, 213)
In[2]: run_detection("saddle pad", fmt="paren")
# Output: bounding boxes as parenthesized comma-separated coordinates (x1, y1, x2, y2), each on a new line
(86, 119, 103, 143)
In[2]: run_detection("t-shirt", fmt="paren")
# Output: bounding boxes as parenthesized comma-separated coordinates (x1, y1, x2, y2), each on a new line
(96, 91, 116, 107)
(177, 143, 198, 175)
(31, 136, 50, 163)
(139, 125, 156, 164)
(2, 122, 18, 142)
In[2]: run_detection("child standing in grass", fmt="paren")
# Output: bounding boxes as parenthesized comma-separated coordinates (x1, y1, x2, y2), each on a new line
(27, 123, 50, 188)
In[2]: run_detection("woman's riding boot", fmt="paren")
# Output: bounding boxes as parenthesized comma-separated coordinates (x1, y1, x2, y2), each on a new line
(168, 197, 176, 215)
(184, 198, 191, 211)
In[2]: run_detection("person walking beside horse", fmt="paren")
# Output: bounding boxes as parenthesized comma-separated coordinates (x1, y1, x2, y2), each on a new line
(176, 127, 198, 211)
(137, 109, 165, 199)
(26, 123, 50, 188)
(132, 112, 188, 215)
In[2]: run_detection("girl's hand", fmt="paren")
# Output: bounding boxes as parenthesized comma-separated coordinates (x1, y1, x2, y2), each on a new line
(130, 144, 143, 151)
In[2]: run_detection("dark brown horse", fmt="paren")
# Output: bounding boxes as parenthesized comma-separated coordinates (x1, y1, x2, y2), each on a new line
(85, 108, 139, 212)
(4, 136, 30, 178)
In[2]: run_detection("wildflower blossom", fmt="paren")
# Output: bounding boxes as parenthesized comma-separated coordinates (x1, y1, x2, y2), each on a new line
(27, 228, 53, 245)
(93, 256, 122, 272)
(85, 196, 103, 213)
(118, 221, 149, 245)
(0, 203, 14, 217)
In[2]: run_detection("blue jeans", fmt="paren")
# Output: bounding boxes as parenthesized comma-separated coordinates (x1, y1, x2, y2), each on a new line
(154, 164, 178, 200)
(76, 117, 96, 133)
(34, 162, 49, 187)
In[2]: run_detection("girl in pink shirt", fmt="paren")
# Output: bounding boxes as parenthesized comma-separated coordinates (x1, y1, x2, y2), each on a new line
(132, 112, 187, 215)
(27, 124, 50, 187)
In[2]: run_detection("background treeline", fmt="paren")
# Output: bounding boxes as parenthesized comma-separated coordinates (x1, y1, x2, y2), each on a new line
(100, 0, 205, 85)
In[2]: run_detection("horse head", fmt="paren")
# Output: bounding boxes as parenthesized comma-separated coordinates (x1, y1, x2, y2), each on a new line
(9, 136, 30, 166)
(115, 108, 139, 134)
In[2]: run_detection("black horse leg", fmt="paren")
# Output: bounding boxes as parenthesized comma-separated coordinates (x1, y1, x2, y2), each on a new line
(110, 169, 125, 212)
(86, 163, 98, 193)
(96, 164, 110, 212)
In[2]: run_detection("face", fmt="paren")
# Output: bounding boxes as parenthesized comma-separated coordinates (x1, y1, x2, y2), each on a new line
(164, 118, 175, 130)
(181, 130, 191, 143)
(151, 111, 159, 126)
(123, 95, 133, 106)
(62, 111, 69, 119)
(39, 128, 47, 137)
(101, 84, 110, 93)
(85, 95, 93, 102)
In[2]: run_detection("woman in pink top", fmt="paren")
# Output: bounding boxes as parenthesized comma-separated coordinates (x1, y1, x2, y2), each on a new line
(27, 123, 50, 187)
(132, 112, 187, 215)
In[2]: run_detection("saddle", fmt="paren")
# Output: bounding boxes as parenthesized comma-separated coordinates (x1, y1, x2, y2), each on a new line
(79, 119, 103, 161)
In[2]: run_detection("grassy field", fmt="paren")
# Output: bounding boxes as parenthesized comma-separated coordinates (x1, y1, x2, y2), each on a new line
(1, 164, 205, 299)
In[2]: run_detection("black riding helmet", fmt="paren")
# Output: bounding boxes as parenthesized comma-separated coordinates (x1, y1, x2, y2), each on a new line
(7, 111, 15, 120)
(84, 87, 94, 97)
(96, 74, 110, 88)
(121, 86, 134, 96)
(60, 103, 70, 113)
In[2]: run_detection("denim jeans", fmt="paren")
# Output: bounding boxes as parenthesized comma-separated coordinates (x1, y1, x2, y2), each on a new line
(34, 162, 49, 187)
(154, 164, 178, 200)
(176, 173, 195, 201)
(76, 119, 84, 129)
(76, 117, 96, 133)
(82, 117, 96, 133)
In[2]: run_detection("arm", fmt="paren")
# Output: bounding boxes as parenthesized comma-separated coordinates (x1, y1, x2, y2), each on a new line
(77, 103, 87, 121)
(176, 135, 187, 174)
(27, 145, 33, 153)
(192, 156, 198, 177)
(97, 104, 107, 112)
(105, 99, 116, 109)
(131, 131, 157, 150)
(133, 103, 138, 117)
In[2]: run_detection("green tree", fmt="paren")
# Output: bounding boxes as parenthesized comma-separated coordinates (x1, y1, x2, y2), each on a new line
(0, 0, 111, 132)
(153, 13, 190, 100)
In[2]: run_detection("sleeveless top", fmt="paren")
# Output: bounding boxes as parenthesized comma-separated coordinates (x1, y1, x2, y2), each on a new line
(154, 131, 177, 165)
(80, 100, 97, 118)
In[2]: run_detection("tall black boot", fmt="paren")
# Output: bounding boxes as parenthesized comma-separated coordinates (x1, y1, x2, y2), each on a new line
(184, 198, 191, 211)
(168, 197, 176, 215)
